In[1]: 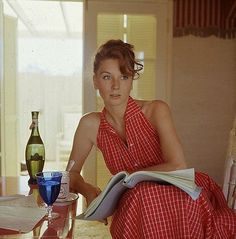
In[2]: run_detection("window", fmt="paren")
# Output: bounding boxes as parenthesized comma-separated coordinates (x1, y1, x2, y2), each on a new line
(1, 0, 83, 175)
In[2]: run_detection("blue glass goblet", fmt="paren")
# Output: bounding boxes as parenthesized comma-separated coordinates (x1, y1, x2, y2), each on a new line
(36, 171, 62, 220)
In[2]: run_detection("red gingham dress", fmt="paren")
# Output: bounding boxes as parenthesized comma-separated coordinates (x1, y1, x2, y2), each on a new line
(97, 97, 236, 239)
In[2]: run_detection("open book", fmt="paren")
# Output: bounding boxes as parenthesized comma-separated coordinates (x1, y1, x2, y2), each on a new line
(76, 168, 202, 221)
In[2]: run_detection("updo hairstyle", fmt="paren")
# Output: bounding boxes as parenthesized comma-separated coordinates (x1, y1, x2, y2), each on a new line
(93, 39, 143, 79)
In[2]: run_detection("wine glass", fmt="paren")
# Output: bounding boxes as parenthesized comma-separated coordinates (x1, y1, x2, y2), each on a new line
(36, 171, 62, 220)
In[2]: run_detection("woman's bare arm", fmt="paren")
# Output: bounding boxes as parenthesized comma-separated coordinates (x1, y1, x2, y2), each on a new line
(66, 113, 101, 205)
(141, 100, 187, 172)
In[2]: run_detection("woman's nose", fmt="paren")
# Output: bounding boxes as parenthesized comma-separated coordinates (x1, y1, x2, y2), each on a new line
(111, 78, 120, 89)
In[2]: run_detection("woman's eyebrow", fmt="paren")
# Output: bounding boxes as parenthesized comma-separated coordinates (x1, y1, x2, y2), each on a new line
(100, 71, 111, 74)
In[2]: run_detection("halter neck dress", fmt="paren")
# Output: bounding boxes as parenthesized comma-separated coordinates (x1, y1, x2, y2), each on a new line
(97, 97, 236, 239)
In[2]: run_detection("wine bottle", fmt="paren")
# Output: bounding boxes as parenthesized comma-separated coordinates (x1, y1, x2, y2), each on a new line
(25, 111, 45, 184)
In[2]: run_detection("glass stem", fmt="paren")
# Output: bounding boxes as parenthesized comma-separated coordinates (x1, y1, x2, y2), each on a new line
(47, 205, 53, 218)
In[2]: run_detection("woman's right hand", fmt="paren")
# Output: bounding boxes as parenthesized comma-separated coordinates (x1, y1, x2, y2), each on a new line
(69, 171, 108, 224)
(84, 184, 108, 225)
(84, 183, 102, 206)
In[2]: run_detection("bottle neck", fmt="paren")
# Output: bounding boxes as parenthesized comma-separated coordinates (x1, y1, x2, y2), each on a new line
(30, 117, 40, 136)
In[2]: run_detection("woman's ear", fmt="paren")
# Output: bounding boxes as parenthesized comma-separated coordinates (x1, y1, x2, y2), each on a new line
(93, 75, 98, 89)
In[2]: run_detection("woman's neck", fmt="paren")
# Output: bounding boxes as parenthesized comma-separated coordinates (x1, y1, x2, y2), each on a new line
(104, 105, 125, 126)
(104, 97, 129, 125)
(103, 102, 128, 142)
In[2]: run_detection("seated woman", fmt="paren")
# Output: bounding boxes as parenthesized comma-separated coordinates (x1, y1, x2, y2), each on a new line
(67, 39, 236, 238)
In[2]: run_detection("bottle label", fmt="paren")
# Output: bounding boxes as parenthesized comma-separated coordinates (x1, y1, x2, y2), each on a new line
(26, 144, 45, 179)
(26, 144, 45, 159)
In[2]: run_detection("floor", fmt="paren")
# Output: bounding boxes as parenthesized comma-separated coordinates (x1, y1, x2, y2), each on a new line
(74, 220, 112, 239)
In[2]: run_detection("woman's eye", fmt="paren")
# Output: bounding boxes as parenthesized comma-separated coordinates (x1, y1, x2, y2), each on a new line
(121, 75, 129, 80)
(102, 75, 111, 80)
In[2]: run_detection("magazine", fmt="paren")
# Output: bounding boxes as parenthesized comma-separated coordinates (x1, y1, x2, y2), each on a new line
(76, 168, 202, 221)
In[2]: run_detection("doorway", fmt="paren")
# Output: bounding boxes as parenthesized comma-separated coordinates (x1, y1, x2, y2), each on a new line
(83, 0, 173, 189)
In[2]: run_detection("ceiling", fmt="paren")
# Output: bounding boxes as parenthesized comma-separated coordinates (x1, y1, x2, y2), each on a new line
(3, 0, 83, 37)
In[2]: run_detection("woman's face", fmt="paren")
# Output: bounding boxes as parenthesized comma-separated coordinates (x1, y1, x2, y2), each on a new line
(93, 58, 133, 106)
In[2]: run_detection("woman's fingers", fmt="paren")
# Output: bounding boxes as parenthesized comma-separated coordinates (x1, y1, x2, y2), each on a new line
(99, 218, 108, 225)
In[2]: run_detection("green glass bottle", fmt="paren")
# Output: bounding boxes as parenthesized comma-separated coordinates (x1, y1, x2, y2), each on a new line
(25, 111, 45, 184)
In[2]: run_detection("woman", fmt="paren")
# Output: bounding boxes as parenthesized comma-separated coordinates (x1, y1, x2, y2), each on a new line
(67, 39, 236, 238)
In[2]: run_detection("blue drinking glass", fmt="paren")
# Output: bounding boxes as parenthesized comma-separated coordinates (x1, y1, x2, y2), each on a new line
(36, 171, 62, 220)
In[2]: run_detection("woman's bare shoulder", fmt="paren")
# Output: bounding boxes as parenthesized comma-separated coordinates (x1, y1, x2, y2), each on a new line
(135, 99, 170, 117)
(79, 111, 101, 128)
(75, 112, 101, 145)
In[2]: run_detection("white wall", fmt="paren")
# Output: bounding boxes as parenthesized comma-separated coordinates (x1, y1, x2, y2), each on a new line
(171, 35, 236, 185)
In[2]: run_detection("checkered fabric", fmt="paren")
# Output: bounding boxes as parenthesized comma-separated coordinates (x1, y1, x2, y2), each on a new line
(97, 97, 236, 239)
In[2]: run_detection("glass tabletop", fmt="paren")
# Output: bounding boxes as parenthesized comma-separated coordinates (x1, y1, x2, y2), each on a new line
(0, 176, 78, 238)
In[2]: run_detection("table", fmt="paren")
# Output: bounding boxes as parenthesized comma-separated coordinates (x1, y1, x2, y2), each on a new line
(0, 176, 78, 238)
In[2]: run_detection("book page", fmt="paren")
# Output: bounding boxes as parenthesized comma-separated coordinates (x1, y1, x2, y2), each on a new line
(124, 168, 201, 200)
(77, 179, 127, 220)
(77, 171, 128, 220)
(0, 195, 46, 232)
(124, 168, 194, 188)
(0, 194, 38, 207)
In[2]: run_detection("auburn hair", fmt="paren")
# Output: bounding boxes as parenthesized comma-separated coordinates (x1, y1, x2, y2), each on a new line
(93, 39, 143, 79)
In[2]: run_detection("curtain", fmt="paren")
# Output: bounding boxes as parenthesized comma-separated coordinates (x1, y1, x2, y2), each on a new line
(173, 0, 236, 39)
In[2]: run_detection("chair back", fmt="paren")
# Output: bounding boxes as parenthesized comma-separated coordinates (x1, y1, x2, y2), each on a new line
(223, 115, 236, 209)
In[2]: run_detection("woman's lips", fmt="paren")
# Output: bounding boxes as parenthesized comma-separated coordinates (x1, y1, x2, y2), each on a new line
(110, 94, 121, 98)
